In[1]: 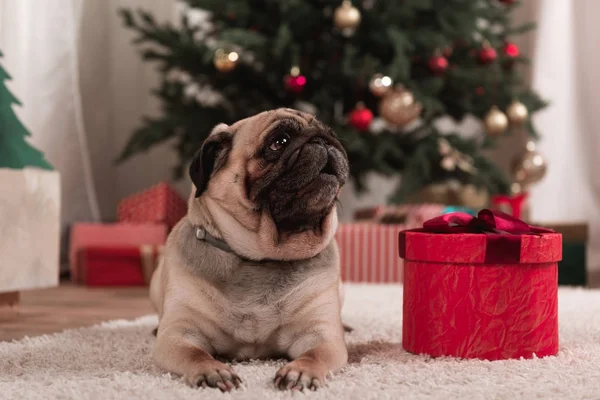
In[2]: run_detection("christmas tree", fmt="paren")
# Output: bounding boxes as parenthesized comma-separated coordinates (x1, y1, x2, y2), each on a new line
(118, 0, 546, 202)
(0, 50, 53, 170)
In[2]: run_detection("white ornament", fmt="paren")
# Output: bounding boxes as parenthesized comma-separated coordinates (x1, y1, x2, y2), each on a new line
(178, 71, 192, 84)
(184, 82, 200, 98)
(369, 118, 387, 134)
(195, 86, 226, 107)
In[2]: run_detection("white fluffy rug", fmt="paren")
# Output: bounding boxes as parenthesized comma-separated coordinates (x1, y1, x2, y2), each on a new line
(2, 285, 600, 399)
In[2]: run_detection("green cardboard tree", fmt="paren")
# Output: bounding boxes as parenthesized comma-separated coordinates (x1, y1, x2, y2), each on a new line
(0, 50, 53, 170)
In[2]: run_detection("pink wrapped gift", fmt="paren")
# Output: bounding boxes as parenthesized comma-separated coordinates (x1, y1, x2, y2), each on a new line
(335, 224, 405, 283)
(69, 223, 167, 283)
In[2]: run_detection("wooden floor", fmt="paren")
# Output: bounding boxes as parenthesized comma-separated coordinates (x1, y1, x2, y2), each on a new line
(0, 282, 153, 342)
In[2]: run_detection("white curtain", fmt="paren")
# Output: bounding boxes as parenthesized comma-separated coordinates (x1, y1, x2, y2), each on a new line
(0, 0, 100, 224)
(529, 0, 600, 286)
(0, 0, 182, 230)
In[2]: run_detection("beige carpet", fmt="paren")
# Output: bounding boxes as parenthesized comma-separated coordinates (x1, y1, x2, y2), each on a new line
(1, 285, 600, 399)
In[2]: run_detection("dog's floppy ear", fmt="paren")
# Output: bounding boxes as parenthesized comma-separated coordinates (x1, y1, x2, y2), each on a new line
(189, 125, 233, 198)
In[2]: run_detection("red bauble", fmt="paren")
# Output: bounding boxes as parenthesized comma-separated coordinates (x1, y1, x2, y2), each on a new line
(348, 105, 374, 131)
(285, 75, 307, 94)
(475, 86, 485, 96)
(477, 47, 497, 64)
(428, 55, 449, 74)
(498, 0, 516, 4)
(503, 42, 520, 58)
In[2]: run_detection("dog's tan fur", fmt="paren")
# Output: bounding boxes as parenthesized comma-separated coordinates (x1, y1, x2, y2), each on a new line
(150, 109, 348, 391)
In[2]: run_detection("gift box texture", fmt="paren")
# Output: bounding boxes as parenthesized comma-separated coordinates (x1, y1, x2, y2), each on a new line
(400, 210, 562, 360)
(117, 182, 187, 230)
(335, 224, 404, 283)
(75, 245, 163, 286)
(69, 223, 167, 283)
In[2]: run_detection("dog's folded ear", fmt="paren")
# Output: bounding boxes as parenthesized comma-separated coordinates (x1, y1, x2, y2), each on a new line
(189, 126, 233, 198)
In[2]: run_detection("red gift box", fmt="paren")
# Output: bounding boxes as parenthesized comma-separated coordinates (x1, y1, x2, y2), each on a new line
(335, 224, 405, 283)
(117, 182, 187, 230)
(399, 210, 562, 360)
(69, 223, 167, 283)
(76, 245, 163, 286)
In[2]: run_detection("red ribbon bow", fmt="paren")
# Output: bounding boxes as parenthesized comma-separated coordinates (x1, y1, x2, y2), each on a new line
(399, 209, 554, 264)
(423, 209, 552, 235)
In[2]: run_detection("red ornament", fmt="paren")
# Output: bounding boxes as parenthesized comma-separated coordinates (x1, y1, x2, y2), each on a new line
(490, 192, 528, 219)
(285, 74, 307, 94)
(498, 0, 516, 4)
(477, 47, 497, 64)
(348, 104, 374, 131)
(428, 55, 449, 74)
(475, 86, 485, 96)
(503, 42, 520, 58)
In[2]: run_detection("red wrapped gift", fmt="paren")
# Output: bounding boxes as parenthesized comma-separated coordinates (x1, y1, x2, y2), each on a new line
(69, 223, 167, 283)
(117, 182, 187, 230)
(76, 245, 164, 286)
(399, 210, 562, 360)
(335, 224, 405, 283)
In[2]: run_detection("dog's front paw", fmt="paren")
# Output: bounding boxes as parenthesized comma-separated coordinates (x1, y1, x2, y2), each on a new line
(274, 359, 326, 391)
(184, 360, 242, 392)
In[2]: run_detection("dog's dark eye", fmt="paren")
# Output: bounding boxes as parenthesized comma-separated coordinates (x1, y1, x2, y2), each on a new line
(269, 134, 290, 152)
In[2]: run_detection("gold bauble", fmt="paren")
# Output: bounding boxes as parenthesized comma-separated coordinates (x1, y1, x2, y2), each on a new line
(511, 141, 547, 186)
(379, 88, 423, 127)
(484, 106, 508, 136)
(506, 100, 529, 125)
(213, 49, 239, 72)
(408, 182, 488, 209)
(369, 74, 393, 97)
(333, 1, 361, 33)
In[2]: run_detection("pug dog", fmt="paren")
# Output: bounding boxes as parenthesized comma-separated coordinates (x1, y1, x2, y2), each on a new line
(149, 108, 350, 392)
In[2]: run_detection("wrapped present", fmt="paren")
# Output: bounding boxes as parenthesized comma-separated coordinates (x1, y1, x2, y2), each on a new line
(69, 223, 167, 283)
(354, 204, 445, 227)
(117, 182, 187, 230)
(75, 245, 164, 286)
(335, 224, 405, 283)
(399, 210, 562, 360)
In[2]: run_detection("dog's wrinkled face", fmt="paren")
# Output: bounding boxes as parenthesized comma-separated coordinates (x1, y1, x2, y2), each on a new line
(247, 114, 348, 233)
(188, 109, 348, 260)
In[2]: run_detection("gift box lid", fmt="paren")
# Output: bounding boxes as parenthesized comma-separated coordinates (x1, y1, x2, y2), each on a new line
(399, 210, 562, 265)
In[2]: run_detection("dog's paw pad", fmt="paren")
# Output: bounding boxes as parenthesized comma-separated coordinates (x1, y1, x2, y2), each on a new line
(185, 361, 242, 392)
(274, 361, 324, 391)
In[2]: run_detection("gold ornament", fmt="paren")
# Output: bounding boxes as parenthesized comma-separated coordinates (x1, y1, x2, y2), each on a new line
(213, 49, 239, 72)
(379, 87, 423, 127)
(438, 138, 477, 174)
(333, 1, 361, 35)
(369, 74, 393, 97)
(506, 100, 529, 125)
(511, 141, 547, 186)
(409, 182, 488, 209)
(484, 106, 508, 136)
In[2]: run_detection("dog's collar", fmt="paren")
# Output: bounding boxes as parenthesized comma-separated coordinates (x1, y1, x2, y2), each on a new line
(194, 226, 296, 264)
(195, 227, 238, 255)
